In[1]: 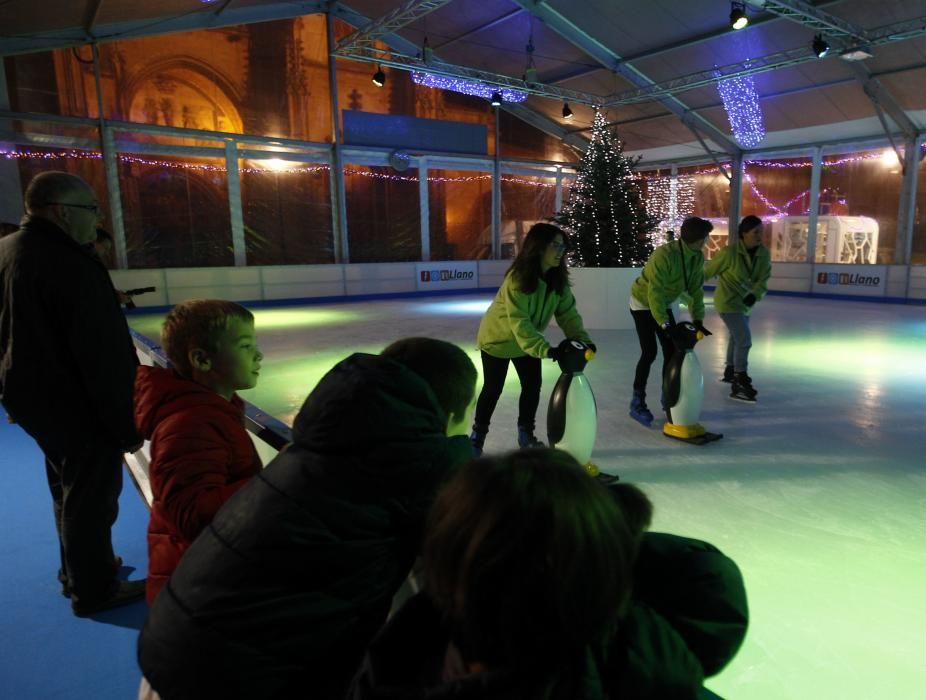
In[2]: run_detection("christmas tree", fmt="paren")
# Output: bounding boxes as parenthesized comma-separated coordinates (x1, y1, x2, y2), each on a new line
(557, 111, 657, 267)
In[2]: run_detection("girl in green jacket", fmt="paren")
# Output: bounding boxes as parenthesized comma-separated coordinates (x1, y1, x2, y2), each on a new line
(471, 223, 593, 455)
(704, 215, 772, 402)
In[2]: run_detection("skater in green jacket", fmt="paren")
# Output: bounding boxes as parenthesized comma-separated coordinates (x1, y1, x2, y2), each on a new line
(471, 223, 593, 455)
(704, 215, 772, 402)
(628, 217, 713, 426)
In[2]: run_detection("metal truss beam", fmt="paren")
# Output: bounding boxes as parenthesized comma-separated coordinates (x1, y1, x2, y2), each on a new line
(331, 4, 590, 150)
(604, 17, 926, 106)
(508, 0, 739, 154)
(756, 0, 868, 40)
(848, 63, 918, 142)
(336, 0, 454, 52)
(336, 44, 603, 106)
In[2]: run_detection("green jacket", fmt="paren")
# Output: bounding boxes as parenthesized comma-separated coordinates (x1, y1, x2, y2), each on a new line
(477, 271, 591, 359)
(631, 240, 706, 326)
(704, 241, 772, 315)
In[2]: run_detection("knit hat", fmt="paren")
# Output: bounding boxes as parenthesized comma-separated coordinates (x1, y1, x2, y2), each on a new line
(679, 216, 713, 244)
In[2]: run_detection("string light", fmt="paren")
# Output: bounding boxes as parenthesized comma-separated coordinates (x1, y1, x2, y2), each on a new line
(410, 72, 528, 103)
(717, 73, 765, 148)
(559, 110, 653, 267)
(0, 149, 562, 186)
(644, 174, 695, 245)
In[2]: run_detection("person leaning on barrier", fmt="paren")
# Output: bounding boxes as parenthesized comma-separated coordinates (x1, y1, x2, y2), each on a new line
(137, 336, 478, 700)
(135, 299, 264, 606)
(0, 171, 145, 616)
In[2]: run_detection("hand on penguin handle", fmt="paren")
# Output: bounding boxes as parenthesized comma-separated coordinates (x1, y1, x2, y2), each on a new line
(547, 345, 560, 362)
(693, 320, 712, 336)
(743, 293, 757, 307)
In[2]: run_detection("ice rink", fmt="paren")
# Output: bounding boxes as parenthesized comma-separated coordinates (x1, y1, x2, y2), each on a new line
(129, 293, 926, 700)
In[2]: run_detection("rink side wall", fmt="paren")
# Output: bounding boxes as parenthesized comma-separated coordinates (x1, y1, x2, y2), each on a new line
(112, 262, 926, 331)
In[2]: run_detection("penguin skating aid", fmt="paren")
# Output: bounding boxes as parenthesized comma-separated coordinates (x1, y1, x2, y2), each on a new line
(547, 339, 615, 481)
(662, 322, 723, 445)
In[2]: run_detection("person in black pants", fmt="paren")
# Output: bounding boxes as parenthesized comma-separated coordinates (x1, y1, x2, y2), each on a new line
(471, 223, 593, 454)
(627, 217, 712, 425)
(0, 171, 145, 616)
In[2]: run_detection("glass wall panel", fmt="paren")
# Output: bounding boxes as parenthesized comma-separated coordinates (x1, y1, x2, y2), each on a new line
(743, 156, 813, 262)
(6, 146, 112, 253)
(818, 148, 902, 264)
(4, 52, 86, 117)
(913, 145, 926, 265)
(639, 169, 696, 248)
(5, 16, 333, 142)
(427, 169, 492, 260)
(240, 160, 334, 265)
(678, 164, 732, 260)
(500, 174, 557, 259)
(119, 154, 232, 268)
(344, 165, 421, 263)
(499, 111, 579, 163)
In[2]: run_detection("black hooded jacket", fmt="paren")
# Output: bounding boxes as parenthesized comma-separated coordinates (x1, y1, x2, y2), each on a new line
(0, 216, 139, 451)
(349, 533, 748, 700)
(138, 353, 473, 700)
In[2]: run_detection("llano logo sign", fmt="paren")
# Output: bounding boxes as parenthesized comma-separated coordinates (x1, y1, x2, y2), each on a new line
(421, 269, 475, 282)
(816, 271, 881, 287)
(415, 261, 479, 290)
(812, 264, 886, 297)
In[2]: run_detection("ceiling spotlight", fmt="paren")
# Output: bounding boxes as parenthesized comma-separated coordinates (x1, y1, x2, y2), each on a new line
(730, 1, 748, 30)
(562, 102, 574, 120)
(371, 66, 385, 87)
(812, 34, 831, 58)
(490, 91, 503, 107)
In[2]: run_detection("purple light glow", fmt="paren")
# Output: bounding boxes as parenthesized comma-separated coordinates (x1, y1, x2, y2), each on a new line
(717, 74, 765, 148)
(410, 72, 528, 103)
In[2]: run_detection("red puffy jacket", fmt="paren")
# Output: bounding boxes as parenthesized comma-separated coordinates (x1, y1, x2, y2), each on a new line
(135, 365, 262, 604)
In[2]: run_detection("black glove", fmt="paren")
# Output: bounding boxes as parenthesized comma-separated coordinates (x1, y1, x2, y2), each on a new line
(693, 320, 712, 336)
(743, 293, 757, 307)
(547, 345, 560, 362)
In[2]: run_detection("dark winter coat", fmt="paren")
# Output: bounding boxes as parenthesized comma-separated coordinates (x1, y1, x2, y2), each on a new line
(134, 365, 262, 604)
(0, 216, 139, 452)
(349, 533, 748, 700)
(138, 353, 473, 700)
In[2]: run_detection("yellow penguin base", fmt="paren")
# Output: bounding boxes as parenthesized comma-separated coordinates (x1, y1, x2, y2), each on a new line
(663, 422, 706, 439)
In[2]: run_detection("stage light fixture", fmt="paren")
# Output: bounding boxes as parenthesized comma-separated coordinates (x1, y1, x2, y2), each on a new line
(490, 91, 503, 107)
(812, 34, 831, 58)
(730, 2, 748, 30)
(371, 67, 385, 87)
(562, 102, 574, 120)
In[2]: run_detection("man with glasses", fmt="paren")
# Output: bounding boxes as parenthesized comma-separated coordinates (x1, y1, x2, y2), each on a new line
(0, 171, 146, 616)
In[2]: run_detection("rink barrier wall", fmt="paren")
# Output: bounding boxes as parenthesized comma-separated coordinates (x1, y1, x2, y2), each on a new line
(125, 330, 291, 507)
(112, 262, 926, 330)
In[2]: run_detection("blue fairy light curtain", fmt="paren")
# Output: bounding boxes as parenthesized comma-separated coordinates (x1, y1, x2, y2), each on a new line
(717, 73, 765, 148)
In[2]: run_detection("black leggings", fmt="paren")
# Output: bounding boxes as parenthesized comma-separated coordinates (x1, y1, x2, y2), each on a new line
(473, 351, 542, 433)
(631, 308, 677, 395)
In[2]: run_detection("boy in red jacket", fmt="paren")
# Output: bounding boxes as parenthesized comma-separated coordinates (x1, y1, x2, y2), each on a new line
(135, 299, 263, 604)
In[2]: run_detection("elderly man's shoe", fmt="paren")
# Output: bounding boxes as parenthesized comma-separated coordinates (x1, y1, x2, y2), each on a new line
(72, 579, 145, 617)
